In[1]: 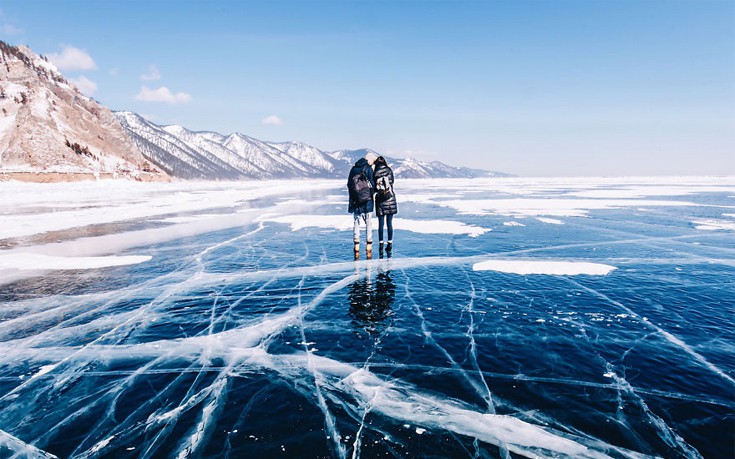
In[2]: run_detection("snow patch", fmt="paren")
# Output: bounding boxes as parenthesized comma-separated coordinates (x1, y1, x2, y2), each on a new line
(0, 113, 17, 137)
(259, 215, 490, 237)
(33, 364, 56, 378)
(693, 219, 735, 231)
(0, 430, 59, 459)
(472, 260, 617, 276)
(563, 186, 735, 198)
(0, 253, 152, 271)
(403, 197, 697, 218)
(537, 217, 564, 225)
(31, 88, 51, 118)
(394, 218, 489, 237)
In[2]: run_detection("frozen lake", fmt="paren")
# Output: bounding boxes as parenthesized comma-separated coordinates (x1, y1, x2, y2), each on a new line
(0, 176, 733, 458)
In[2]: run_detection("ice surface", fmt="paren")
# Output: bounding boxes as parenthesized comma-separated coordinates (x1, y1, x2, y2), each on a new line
(0, 176, 733, 458)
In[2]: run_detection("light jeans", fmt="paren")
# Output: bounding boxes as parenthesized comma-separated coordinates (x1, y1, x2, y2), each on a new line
(353, 212, 373, 244)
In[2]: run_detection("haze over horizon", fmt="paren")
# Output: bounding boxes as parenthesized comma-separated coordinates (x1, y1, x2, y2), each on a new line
(1, 0, 733, 177)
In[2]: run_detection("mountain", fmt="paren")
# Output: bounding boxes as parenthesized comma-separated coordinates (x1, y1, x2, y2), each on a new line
(0, 41, 167, 181)
(116, 111, 347, 180)
(117, 113, 508, 180)
(1, 40, 508, 182)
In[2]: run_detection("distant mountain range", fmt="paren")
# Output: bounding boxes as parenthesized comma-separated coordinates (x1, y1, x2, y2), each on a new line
(1, 40, 509, 181)
(116, 111, 507, 180)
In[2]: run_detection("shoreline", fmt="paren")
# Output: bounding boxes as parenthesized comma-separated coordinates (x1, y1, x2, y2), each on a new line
(0, 171, 171, 183)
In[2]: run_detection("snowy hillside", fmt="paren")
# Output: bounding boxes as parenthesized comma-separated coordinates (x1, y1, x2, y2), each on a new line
(0, 41, 167, 181)
(118, 114, 507, 180)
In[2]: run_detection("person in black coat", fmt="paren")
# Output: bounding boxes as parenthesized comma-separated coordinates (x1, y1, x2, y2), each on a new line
(373, 156, 397, 256)
(347, 154, 377, 259)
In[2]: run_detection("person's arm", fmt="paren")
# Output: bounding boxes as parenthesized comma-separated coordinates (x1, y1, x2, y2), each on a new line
(367, 166, 376, 188)
(346, 169, 355, 202)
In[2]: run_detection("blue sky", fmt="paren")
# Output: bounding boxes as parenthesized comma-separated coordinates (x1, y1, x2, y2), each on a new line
(1, 0, 733, 176)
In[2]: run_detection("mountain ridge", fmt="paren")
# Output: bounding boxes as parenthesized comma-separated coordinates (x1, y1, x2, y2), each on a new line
(1, 40, 510, 182)
(117, 111, 510, 180)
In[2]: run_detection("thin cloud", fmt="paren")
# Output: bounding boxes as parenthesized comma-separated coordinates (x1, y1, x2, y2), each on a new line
(262, 115, 283, 126)
(72, 76, 97, 96)
(47, 45, 97, 71)
(135, 86, 191, 104)
(140, 64, 161, 81)
(2, 23, 23, 36)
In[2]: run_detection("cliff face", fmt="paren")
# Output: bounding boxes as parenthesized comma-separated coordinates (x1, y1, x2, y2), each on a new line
(0, 41, 167, 181)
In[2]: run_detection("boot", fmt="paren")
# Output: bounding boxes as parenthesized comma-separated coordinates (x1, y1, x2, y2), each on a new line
(386, 241, 392, 253)
(378, 241, 385, 258)
(353, 242, 360, 260)
(366, 241, 373, 260)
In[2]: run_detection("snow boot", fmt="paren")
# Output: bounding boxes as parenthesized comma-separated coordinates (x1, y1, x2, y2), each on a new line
(378, 241, 385, 258)
(353, 242, 360, 260)
(366, 241, 373, 260)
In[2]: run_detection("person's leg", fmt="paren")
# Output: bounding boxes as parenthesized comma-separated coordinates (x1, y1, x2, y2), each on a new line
(353, 213, 361, 259)
(365, 213, 373, 259)
(365, 213, 373, 243)
(386, 214, 394, 252)
(377, 215, 386, 257)
(353, 213, 361, 243)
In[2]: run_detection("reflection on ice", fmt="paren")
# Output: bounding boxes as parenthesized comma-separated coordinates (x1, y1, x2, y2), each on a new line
(349, 263, 396, 337)
(0, 177, 734, 458)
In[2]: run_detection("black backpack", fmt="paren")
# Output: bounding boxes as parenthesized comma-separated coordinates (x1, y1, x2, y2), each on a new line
(349, 167, 372, 205)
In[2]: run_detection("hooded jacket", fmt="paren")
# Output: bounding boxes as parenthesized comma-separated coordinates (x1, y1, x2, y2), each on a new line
(347, 158, 375, 214)
(374, 163, 397, 216)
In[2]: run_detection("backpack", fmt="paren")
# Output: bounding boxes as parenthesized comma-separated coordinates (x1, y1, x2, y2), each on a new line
(376, 175, 392, 198)
(349, 167, 372, 205)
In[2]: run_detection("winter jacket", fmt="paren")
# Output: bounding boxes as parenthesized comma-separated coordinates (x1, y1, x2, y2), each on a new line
(347, 158, 375, 214)
(374, 163, 397, 216)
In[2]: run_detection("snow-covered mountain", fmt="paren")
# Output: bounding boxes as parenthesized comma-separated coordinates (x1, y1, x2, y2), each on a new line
(116, 111, 346, 180)
(1, 40, 507, 182)
(117, 113, 507, 180)
(0, 41, 167, 181)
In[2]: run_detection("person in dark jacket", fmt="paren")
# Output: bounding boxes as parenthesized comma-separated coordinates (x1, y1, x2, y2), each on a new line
(347, 153, 377, 259)
(373, 156, 397, 256)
